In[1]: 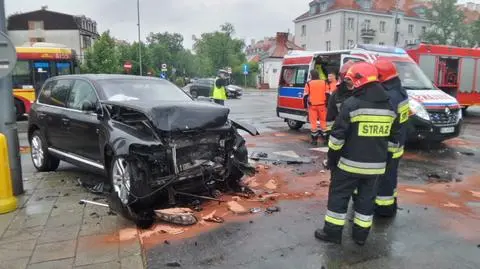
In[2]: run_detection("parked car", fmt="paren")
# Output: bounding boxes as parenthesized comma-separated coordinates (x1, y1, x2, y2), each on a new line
(189, 78, 243, 99)
(27, 74, 258, 228)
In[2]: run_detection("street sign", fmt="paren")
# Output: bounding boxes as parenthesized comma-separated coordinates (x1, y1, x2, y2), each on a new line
(160, 72, 166, 79)
(243, 64, 249, 75)
(0, 32, 17, 78)
(161, 63, 167, 72)
(123, 61, 132, 72)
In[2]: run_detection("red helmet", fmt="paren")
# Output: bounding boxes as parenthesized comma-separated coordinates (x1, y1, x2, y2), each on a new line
(374, 59, 399, 82)
(339, 60, 355, 79)
(344, 62, 379, 89)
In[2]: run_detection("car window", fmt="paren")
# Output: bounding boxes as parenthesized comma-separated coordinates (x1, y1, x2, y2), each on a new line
(67, 80, 99, 111)
(37, 79, 72, 107)
(280, 65, 309, 87)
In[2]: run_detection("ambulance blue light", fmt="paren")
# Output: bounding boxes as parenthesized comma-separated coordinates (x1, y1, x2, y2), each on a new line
(356, 44, 406, 54)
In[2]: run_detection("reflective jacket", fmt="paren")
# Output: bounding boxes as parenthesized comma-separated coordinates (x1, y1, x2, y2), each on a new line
(382, 77, 409, 159)
(326, 82, 353, 131)
(304, 79, 328, 106)
(315, 64, 328, 80)
(212, 77, 227, 100)
(327, 82, 400, 176)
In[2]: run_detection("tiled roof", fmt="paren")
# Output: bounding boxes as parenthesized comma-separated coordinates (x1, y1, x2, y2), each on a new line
(294, 0, 430, 21)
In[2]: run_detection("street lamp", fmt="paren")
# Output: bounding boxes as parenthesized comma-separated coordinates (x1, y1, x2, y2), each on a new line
(137, 0, 143, 76)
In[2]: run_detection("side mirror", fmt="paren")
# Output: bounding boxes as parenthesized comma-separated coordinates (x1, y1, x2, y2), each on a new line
(81, 101, 96, 113)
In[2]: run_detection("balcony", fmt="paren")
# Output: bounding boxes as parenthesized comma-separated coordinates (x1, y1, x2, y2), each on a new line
(360, 28, 376, 39)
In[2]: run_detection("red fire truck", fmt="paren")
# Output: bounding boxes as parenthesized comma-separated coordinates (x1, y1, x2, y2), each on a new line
(406, 44, 480, 112)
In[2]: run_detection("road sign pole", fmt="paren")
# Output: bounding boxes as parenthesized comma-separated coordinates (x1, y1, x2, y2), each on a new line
(0, 0, 23, 195)
(244, 74, 247, 89)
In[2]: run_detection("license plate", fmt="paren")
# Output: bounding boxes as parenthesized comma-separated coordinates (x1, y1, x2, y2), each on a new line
(440, 127, 455, 134)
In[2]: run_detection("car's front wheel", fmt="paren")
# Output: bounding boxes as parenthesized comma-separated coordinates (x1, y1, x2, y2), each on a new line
(108, 156, 155, 229)
(287, 119, 304, 130)
(30, 130, 60, 172)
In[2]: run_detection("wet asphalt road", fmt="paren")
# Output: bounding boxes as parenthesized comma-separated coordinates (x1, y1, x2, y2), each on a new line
(17, 91, 480, 269)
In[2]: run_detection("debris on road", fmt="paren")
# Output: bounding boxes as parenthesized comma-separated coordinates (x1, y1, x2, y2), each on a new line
(166, 262, 182, 267)
(79, 199, 109, 207)
(202, 210, 225, 223)
(227, 201, 248, 215)
(155, 208, 198, 226)
(250, 208, 262, 214)
(264, 179, 278, 190)
(405, 188, 426, 194)
(266, 206, 281, 214)
(274, 150, 300, 158)
(443, 202, 460, 208)
(309, 147, 329, 153)
(250, 151, 312, 164)
(459, 151, 475, 156)
(469, 191, 480, 198)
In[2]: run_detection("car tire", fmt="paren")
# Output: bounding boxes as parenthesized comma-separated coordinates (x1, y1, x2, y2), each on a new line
(287, 119, 304, 130)
(228, 133, 249, 188)
(190, 90, 198, 98)
(30, 130, 60, 172)
(15, 99, 25, 120)
(108, 156, 155, 229)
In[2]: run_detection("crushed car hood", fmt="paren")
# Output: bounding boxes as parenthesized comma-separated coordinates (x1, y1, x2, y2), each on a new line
(102, 100, 230, 132)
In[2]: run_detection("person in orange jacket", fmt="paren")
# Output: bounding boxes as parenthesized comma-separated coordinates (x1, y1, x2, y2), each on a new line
(303, 69, 328, 145)
(327, 72, 338, 94)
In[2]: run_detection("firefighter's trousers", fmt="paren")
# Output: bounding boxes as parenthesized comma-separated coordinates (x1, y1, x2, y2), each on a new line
(375, 157, 400, 217)
(324, 168, 380, 242)
(308, 104, 327, 133)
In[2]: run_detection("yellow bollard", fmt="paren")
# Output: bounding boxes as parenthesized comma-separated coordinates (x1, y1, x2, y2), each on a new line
(0, 133, 17, 214)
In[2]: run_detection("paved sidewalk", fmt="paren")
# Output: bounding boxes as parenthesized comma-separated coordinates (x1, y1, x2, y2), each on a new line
(0, 171, 145, 269)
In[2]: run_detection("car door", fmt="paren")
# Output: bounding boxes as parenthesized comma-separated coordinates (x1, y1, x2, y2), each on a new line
(65, 79, 102, 162)
(37, 79, 73, 151)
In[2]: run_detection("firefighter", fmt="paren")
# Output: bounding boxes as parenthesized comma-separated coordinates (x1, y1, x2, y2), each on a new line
(303, 69, 328, 145)
(315, 62, 399, 245)
(212, 70, 228, 105)
(374, 59, 409, 217)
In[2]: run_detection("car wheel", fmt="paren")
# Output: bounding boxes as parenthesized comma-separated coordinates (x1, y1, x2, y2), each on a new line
(190, 90, 198, 98)
(287, 119, 304, 130)
(30, 130, 60, 172)
(109, 156, 155, 229)
(15, 99, 25, 120)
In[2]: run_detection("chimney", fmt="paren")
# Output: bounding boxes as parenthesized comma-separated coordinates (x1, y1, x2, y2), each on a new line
(276, 32, 289, 46)
(41, 5, 48, 10)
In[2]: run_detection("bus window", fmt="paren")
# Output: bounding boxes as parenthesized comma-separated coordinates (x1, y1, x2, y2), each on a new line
(33, 61, 52, 92)
(56, 62, 72, 75)
(12, 60, 32, 88)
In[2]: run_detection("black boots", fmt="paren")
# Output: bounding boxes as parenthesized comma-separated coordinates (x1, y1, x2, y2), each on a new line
(311, 131, 319, 145)
(314, 229, 341, 244)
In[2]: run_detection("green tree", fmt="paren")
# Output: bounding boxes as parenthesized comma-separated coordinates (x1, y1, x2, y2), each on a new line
(82, 31, 122, 73)
(467, 20, 480, 47)
(421, 0, 469, 46)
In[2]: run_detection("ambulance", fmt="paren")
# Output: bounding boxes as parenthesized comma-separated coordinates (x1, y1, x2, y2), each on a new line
(276, 44, 462, 142)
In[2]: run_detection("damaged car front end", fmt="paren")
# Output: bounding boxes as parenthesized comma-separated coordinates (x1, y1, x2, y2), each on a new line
(102, 100, 256, 228)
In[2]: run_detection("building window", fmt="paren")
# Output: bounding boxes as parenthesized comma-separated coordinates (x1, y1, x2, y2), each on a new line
(28, 21, 44, 30)
(309, 5, 317, 15)
(364, 19, 371, 29)
(379, 42, 385, 45)
(302, 44, 307, 49)
(347, 40, 354, 48)
(29, 37, 45, 43)
(421, 26, 426, 34)
(326, 41, 331, 51)
(320, 1, 327, 11)
(380, 21, 386, 33)
(364, 39, 370, 44)
(301, 25, 307, 36)
(408, 24, 414, 34)
(326, 19, 332, 32)
(348, 18, 355, 30)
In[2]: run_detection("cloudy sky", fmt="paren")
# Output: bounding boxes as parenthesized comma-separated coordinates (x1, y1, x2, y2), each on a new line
(5, 0, 480, 49)
(6, 0, 309, 49)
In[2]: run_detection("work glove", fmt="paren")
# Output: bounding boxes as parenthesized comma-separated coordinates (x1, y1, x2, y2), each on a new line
(327, 150, 340, 170)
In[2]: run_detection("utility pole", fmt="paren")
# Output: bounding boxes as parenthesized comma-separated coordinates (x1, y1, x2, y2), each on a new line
(137, 0, 143, 76)
(0, 0, 23, 195)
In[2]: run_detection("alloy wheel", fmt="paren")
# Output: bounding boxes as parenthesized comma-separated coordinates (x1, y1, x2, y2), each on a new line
(112, 158, 131, 205)
(31, 135, 44, 168)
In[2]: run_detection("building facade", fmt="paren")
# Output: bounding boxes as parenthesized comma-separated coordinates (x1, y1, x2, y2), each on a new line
(294, 0, 431, 51)
(7, 6, 100, 62)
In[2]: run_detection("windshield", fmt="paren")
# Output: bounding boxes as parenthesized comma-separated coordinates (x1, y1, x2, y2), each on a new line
(393, 61, 434, 90)
(98, 79, 192, 102)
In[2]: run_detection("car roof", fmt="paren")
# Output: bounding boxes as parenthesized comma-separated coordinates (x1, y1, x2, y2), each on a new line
(50, 74, 165, 82)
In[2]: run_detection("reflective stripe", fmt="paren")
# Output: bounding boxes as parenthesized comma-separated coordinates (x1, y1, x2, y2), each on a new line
(375, 196, 395, 206)
(351, 115, 395, 123)
(327, 210, 347, 219)
(397, 99, 409, 111)
(388, 142, 400, 153)
(398, 101, 410, 123)
(325, 210, 346, 226)
(328, 136, 344, 151)
(350, 108, 397, 119)
(353, 212, 373, 228)
(338, 157, 386, 175)
(327, 121, 335, 127)
(353, 189, 358, 195)
(392, 146, 404, 159)
(393, 189, 398, 197)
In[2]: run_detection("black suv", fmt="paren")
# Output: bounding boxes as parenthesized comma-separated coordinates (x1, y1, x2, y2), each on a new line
(28, 74, 256, 227)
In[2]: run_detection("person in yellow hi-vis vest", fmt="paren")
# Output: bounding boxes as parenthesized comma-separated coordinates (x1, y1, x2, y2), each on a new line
(315, 63, 327, 81)
(212, 70, 228, 105)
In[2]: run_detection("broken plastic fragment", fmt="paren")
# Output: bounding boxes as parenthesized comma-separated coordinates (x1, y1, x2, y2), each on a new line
(266, 206, 281, 213)
(469, 190, 480, 198)
(250, 208, 262, 214)
(443, 202, 460, 208)
(405, 188, 426, 194)
(264, 179, 278, 190)
(227, 201, 248, 215)
(155, 208, 198, 226)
